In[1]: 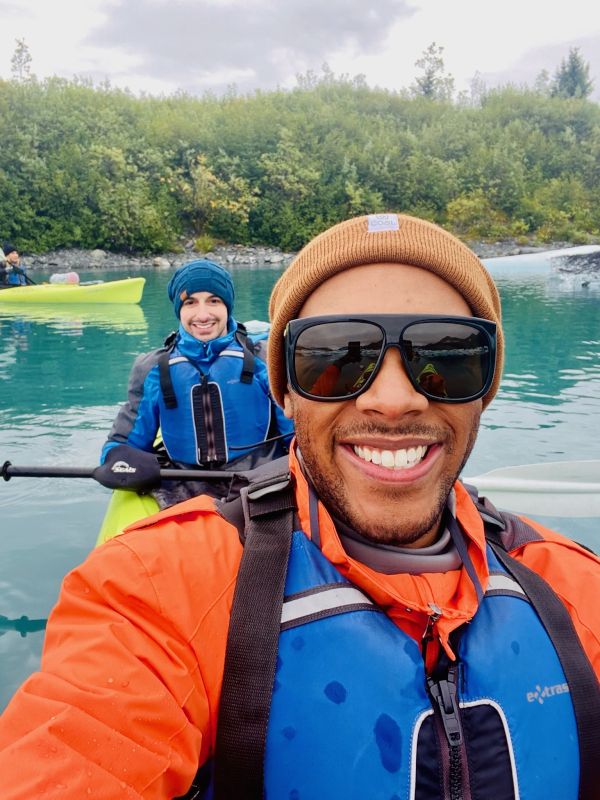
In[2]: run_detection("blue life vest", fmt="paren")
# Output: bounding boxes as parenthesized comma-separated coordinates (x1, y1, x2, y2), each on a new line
(7, 268, 27, 286)
(194, 531, 579, 799)
(264, 533, 578, 799)
(159, 337, 278, 466)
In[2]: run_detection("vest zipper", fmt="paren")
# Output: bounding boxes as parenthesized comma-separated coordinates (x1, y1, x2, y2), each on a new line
(427, 664, 470, 800)
(200, 375, 218, 463)
(423, 608, 470, 800)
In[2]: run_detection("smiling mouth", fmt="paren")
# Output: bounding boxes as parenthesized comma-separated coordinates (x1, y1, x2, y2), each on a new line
(193, 321, 217, 330)
(352, 444, 429, 470)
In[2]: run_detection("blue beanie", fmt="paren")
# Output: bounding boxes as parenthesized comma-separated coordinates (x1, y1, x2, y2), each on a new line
(167, 259, 235, 318)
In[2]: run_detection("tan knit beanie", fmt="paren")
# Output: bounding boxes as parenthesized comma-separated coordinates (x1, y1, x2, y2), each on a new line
(268, 213, 503, 409)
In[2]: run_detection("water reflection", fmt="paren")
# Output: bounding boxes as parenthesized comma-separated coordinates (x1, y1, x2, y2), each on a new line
(0, 615, 47, 638)
(0, 302, 147, 335)
(493, 280, 600, 405)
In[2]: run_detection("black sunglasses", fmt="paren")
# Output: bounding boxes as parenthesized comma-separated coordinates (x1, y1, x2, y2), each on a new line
(285, 314, 497, 404)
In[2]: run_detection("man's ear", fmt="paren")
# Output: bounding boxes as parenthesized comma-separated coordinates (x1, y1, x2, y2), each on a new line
(283, 391, 293, 419)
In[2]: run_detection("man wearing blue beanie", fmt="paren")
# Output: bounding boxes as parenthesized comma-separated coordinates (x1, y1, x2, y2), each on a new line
(97, 259, 294, 500)
(168, 260, 235, 321)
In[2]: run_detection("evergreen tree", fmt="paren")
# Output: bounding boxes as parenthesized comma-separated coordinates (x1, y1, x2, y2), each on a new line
(534, 69, 552, 96)
(10, 38, 33, 82)
(550, 48, 593, 99)
(411, 42, 454, 101)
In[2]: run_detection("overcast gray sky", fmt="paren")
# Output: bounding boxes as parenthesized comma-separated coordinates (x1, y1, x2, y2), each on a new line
(1, 0, 599, 99)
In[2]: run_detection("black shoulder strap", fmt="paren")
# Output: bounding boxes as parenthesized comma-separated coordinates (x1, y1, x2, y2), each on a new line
(158, 348, 177, 409)
(213, 464, 296, 800)
(157, 332, 179, 409)
(476, 495, 600, 800)
(487, 536, 600, 800)
(234, 323, 256, 385)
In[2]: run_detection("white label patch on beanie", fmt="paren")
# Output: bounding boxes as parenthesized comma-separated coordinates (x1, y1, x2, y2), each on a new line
(367, 213, 399, 232)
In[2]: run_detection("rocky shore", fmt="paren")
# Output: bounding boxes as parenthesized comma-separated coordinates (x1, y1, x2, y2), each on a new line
(21, 237, 588, 274)
(23, 243, 294, 273)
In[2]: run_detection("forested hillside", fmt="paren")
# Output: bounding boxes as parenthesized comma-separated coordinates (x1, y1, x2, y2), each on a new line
(1, 72, 599, 253)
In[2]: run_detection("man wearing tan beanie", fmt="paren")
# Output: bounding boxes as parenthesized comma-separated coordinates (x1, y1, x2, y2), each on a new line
(1, 214, 598, 799)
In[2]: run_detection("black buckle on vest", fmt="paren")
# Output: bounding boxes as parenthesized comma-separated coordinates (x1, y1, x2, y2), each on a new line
(241, 472, 294, 522)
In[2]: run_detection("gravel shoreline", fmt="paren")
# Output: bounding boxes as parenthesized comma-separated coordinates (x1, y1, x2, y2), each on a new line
(21, 238, 588, 274)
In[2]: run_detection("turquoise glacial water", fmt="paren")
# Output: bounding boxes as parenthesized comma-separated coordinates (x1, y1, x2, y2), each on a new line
(0, 254, 598, 710)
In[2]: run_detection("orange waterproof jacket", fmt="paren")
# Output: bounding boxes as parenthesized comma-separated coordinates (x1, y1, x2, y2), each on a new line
(0, 448, 599, 798)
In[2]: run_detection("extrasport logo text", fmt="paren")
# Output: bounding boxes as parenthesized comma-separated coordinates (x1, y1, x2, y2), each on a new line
(526, 682, 569, 704)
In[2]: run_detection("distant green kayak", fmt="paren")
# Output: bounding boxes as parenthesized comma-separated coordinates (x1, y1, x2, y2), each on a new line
(0, 277, 145, 304)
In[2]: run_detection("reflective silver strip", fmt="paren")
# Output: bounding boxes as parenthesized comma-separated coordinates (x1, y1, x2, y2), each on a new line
(169, 351, 243, 364)
(219, 349, 244, 358)
(486, 573, 526, 597)
(281, 586, 373, 625)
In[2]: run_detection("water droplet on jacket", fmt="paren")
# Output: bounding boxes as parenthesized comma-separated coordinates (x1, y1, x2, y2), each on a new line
(324, 681, 347, 704)
(374, 713, 402, 773)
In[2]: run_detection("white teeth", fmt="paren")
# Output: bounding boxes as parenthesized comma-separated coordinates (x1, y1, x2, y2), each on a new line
(353, 444, 428, 470)
(381, 450, 395, 467)
(395, 449, 408, 468)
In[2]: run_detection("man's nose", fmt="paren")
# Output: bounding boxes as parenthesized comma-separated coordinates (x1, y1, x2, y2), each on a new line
(194, 303, 211, 318)
(354, 347, 429, 417)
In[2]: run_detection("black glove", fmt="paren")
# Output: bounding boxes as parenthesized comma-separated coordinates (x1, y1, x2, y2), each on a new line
(94, 444, 161, 492)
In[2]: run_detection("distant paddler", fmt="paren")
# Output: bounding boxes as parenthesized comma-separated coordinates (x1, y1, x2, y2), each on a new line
(0, 243, 29, 286)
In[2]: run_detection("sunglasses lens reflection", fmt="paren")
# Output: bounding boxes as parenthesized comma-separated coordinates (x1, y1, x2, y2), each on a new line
(293, 320, 491, 401)
(402, 322, 490, 400)
(294, 322, 383, 398)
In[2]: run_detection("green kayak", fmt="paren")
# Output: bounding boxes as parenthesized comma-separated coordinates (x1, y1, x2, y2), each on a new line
(96, 489, 159, 546)
(0, 277, 145, 305)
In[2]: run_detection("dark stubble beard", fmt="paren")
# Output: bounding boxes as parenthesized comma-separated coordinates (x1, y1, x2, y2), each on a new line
(292, 403, 481, 546)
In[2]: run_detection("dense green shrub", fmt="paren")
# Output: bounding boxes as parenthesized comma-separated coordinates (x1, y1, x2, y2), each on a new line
(1, 75, 599, 253)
